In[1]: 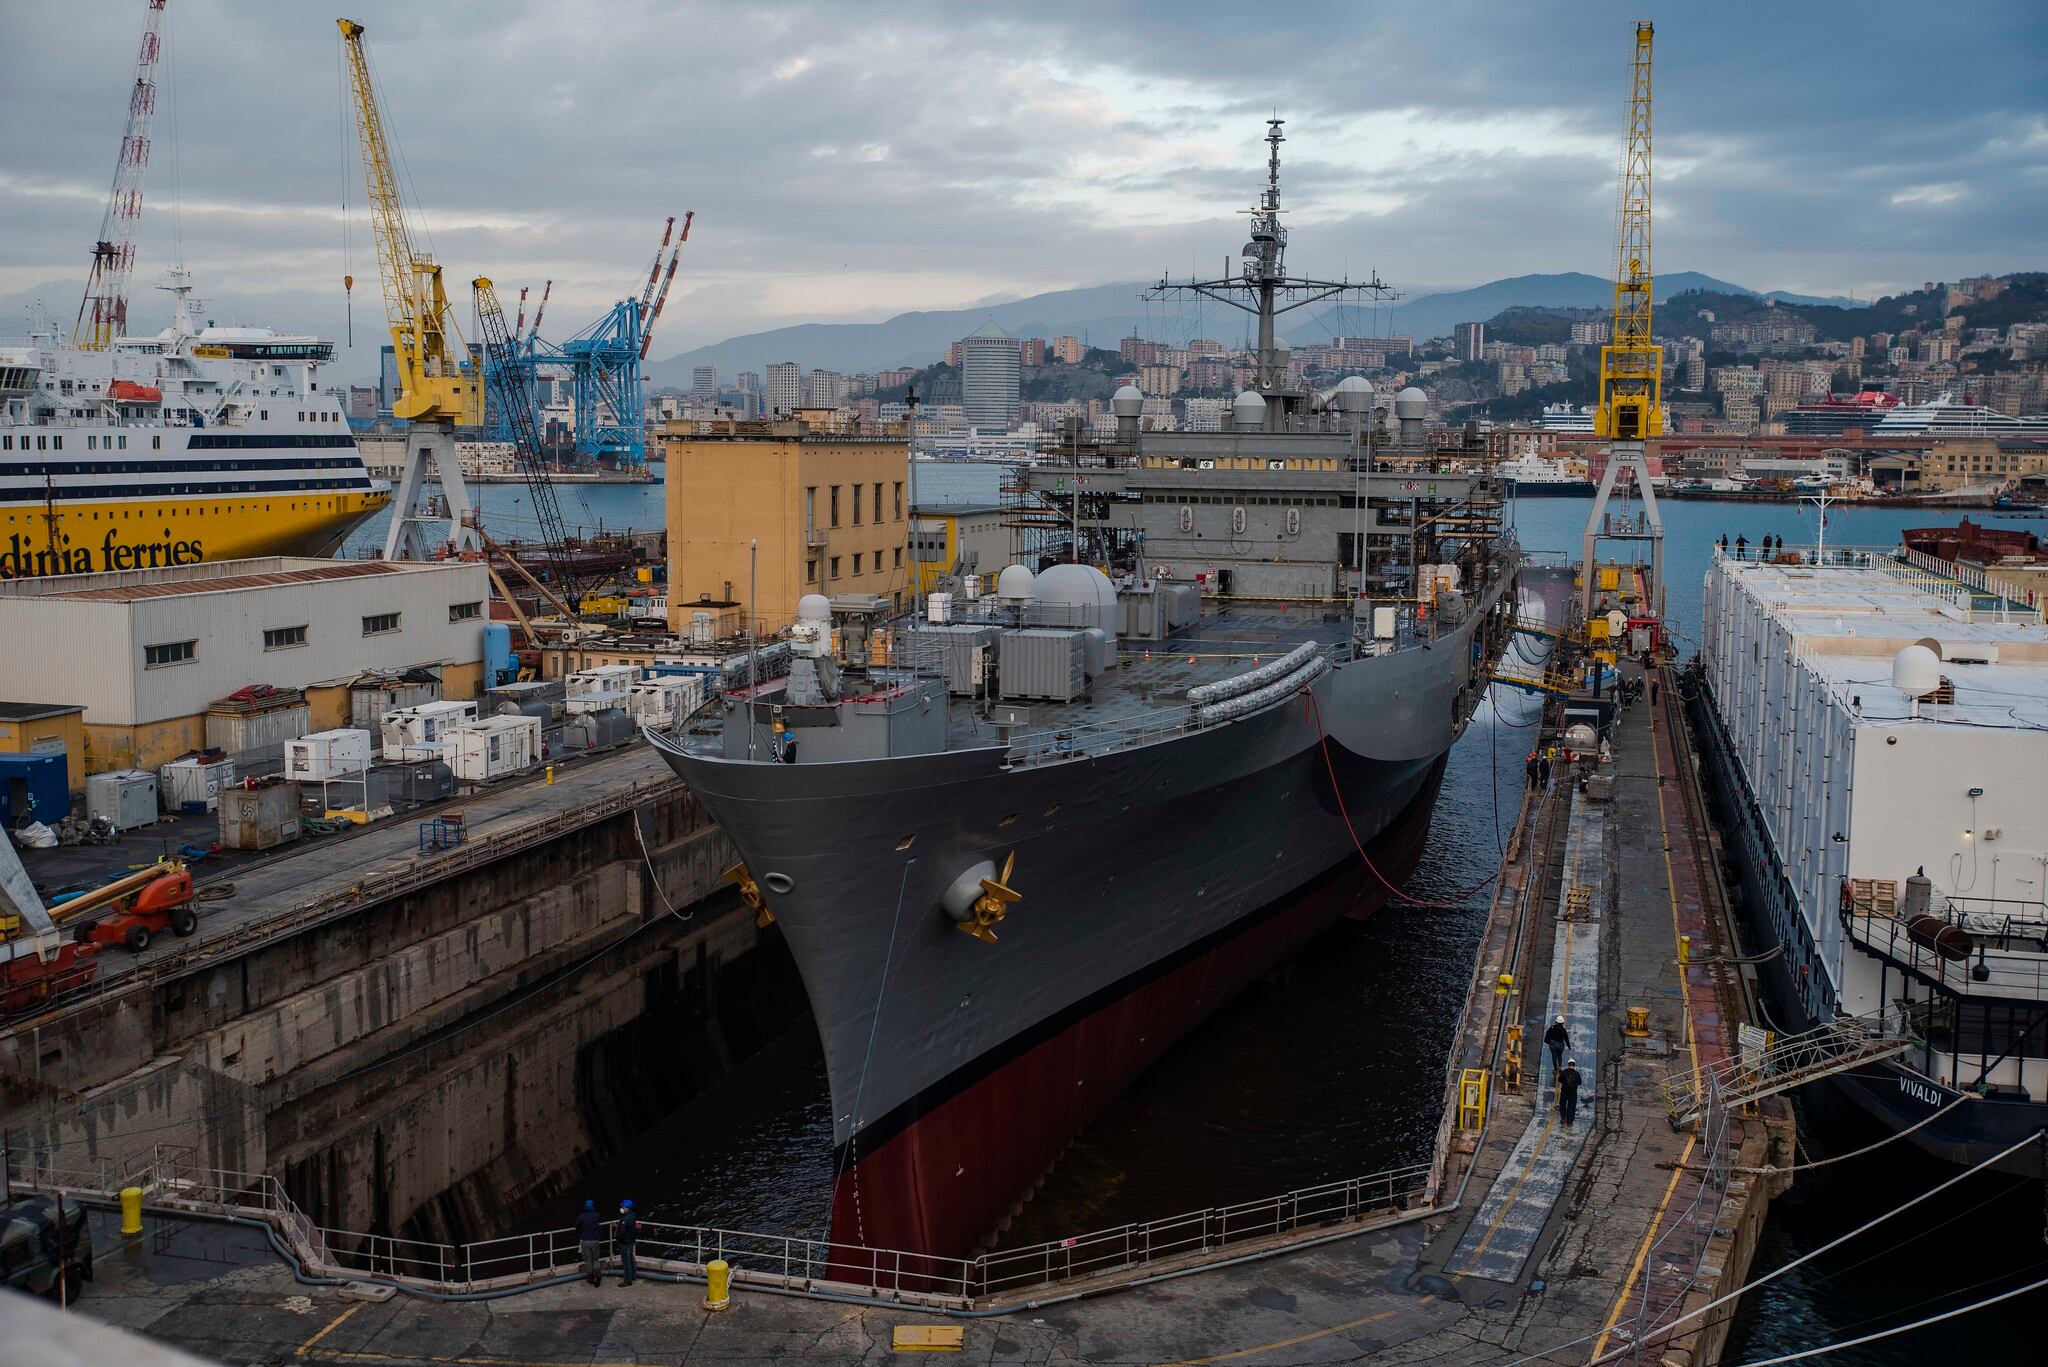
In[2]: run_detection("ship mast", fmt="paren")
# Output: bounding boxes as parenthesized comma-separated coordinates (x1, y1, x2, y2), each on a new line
(1147, 119, 1395, 396)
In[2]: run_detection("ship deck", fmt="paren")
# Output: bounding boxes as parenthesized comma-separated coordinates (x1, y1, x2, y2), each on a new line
(935, 602, 1358, 754)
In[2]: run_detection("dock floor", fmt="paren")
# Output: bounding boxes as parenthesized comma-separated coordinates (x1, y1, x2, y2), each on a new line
(26, 662, 1784, 1365)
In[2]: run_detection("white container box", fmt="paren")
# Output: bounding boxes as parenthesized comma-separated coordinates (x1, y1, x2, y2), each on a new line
(380, 700, 479, 761)
(566, 665, 641, 697)
(443, 714, 542, 783)
(627, 676, 702, 730)
(566, 688, 629, 716)
(286, 728, 374, 782)
(159, 754, 237, 813)
(87, 769, 159, 830)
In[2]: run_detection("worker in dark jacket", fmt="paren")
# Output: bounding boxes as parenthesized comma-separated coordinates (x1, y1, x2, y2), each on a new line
(617, 1199, 639, 1285)
(576, 1200, 603, 1286)
(1558, 1058, 1584, 1125)
(1543, 1015, 1570, 1076)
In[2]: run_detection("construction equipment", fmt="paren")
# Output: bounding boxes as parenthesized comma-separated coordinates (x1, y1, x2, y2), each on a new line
(337, 17, 482, 561)
(475, 277, 580, 606)
(1581, 20, 1666, 623)
(51, 862, 198, 954)
(74, 0, 168, 351)
(0, 838, 99, 1013)
(638, 211, 691, 362)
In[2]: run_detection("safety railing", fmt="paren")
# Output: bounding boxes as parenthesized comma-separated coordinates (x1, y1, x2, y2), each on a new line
(6, 1143, 1439, 1308)
(1623, 1069, 1736, 1362)
(1846, 910, 2048, 1004)
(974, 1163, 1432, 1298)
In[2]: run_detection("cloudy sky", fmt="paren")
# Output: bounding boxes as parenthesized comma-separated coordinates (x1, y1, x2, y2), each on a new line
(3, 0, 2044, 377)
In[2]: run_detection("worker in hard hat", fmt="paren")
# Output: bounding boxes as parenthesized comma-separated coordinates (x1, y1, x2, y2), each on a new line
(1558, 1058, 1585, 1125)
(616, 1198, 640, 1286)
(1543, 1015, 1570, 1078)
(576, 1199, 603, 1287)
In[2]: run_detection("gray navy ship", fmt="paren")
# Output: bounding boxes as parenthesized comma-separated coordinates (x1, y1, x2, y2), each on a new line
(649, 122, 1519, 1262)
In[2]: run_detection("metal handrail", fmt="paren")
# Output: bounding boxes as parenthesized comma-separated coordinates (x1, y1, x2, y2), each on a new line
(1847, 912, 2048, 1002)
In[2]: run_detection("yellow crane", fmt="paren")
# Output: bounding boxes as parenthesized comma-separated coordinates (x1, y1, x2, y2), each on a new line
(337, 17, 482, 559)
(1594, 20, 1661, 442)
(1581, 20, 1667, 623)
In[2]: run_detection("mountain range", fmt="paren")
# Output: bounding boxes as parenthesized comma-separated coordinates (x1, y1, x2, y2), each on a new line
(645, 271, 1862, 385)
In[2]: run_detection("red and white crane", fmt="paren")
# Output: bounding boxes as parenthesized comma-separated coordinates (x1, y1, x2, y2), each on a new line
(639, 210, 692, 361)
(75, 0, 168, 351)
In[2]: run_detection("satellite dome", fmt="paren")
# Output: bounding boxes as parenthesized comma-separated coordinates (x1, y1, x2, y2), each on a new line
(797, 594, 831, 622)
(1892, 643, 1941, 695)
(996, 564, 1037, 605)
(1032, 564, 1118, 632)
(1111, 385, 1145, 418)
(1331, 375, 1375, 414)
(1232, 390, 1269, 429)
(1394, 386, 1429, 419)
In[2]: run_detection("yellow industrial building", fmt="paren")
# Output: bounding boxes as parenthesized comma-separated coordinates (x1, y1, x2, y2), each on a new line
(0, 703, 88, 791)
(661, 418, 912, 634)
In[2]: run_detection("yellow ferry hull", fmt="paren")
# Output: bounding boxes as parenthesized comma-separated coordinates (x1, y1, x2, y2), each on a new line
(0, 488, 391, 578)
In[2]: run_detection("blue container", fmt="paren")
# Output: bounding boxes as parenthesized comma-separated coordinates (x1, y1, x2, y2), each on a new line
(0, 751, 70, 827)
(484, 622, 516, 688)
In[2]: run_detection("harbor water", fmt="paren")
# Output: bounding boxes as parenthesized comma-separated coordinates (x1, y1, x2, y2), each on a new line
(542, 485, 2044, 1361)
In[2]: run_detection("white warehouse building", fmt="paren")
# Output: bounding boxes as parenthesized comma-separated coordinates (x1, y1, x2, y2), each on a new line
(0, 557, 491, 771)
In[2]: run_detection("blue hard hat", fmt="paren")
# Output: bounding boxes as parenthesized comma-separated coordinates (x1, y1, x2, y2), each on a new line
(584, 1199, 595, 1211)
(621, 1199, 633, 1210)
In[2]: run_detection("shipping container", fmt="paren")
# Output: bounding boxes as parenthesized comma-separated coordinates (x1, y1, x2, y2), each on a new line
(219, 780, 303, 850)
(627, 676, 702, 729)
(566, 688, 629, 715)
(443, 715, 541, 783)
(349, 675, 441, 731)
(285, 728, 374, 781)
(0, 753, 70, 827)
(998, 629, 1087, 702)
(86, 769, 158, 831)
(204, 697, 310, 774)
(159, 753, 236, 813)
(380, 700, 479, 761)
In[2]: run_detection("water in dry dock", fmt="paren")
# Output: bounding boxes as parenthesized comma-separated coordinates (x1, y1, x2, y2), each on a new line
(554, 489, 2046, 1361)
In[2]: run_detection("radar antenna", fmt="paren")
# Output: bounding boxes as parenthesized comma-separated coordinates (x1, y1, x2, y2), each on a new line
(1145, 120, 1396, 392)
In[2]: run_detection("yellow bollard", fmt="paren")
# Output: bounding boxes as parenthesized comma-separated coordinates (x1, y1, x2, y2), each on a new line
(1623, 1005, 1652, 1038)
(120, 1185, 143, 1237)
(1677, 934, 1691, 965)
(704, 1258, 731, 1311)
(1495, 972, 1514, 997)
(545, 765, 555, 786)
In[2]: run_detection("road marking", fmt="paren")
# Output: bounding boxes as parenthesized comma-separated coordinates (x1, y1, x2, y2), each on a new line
(294, 1302, 364, 1358)
(1156, 1309, 1399, 1366)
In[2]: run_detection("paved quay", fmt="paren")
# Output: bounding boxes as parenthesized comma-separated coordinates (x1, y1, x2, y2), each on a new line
(33, 667, 1789, 1365)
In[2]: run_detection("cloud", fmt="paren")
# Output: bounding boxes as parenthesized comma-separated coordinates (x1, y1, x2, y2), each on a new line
(0, 0, 2041, 382)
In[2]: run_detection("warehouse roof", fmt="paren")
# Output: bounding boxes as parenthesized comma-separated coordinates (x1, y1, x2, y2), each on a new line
(0, 557, 470, 603)
(0, 702, 84, 721)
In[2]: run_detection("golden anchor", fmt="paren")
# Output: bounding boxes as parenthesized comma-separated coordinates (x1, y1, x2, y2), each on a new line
(959, 851, 1021, 943)
(724, 860, 775, 927)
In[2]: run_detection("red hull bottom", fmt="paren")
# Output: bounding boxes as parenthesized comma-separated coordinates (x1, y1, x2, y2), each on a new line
(829, 764, 1446, 1264)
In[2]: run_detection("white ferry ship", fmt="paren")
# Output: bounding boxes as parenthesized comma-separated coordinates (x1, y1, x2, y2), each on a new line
(0, 272, 388, 578)
(1693, 543, 2048, 1169)
(1498, 452, 1596, 495)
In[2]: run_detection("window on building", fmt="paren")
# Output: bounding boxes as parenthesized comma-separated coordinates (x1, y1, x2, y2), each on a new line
(829, 556, 840, 579)
(263, 625, 308, 651)
(362, 612, 401, 635)
(853, 483, 863, 525)
(894, 481, 904, 518)
(144, 640, 196, 668)
(894, 547, 903, 569)
(449, 601, 483, 622)
(806, 485, 817, 533)
(873, 482, 883, 521)
(807, 559, 818, 583)
(830, 485, 841, 527)
(852, 552, 863, 574)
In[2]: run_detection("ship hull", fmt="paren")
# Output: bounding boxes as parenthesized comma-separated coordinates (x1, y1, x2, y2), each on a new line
(1687, 674, 2048, 1175)
(827, 759, 1444, 1260)
(654, 584, 1507, 1260)
(0, 489, 388, 578)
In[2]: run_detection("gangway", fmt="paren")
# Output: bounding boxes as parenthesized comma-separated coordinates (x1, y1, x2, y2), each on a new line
(1490, 668, 1577, 698)
(1663, 1016, 1915, 1128)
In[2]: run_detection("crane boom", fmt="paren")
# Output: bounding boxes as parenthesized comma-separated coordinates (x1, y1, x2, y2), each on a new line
(75, 0, 167, 351)
(637, 215, 675, 322)
(1595, 20, 1661, 441)
(336, 17, 479, 427)
(639, 210, 692, 361)
(474, 275, 581, 609)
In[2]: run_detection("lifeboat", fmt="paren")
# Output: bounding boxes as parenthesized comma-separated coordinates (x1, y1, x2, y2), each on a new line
(109, 379, 163, 404)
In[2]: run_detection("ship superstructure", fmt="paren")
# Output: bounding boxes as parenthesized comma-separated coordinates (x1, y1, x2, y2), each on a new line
(1697, 546, 2048, 1167)
(0, 275, 387, 577)
(649, 123, 1518, 1261)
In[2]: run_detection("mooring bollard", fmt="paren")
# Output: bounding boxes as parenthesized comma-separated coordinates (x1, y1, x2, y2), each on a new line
(121, 1186, 144, 1238)
(705, 1257, 731, 1310)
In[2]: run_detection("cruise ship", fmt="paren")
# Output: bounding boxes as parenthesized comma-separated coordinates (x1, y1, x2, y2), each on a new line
(1498, 452, 1596, 494)
(0, 272, 388, 578)
(1692, 543, 2048, 1170)
(1869, 394, 2048, 438)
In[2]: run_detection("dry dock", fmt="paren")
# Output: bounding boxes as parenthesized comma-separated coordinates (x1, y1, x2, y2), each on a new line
(7, 660, 1796, 1364)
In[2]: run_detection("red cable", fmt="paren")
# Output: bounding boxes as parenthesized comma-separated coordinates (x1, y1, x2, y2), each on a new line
(1302, 688, 1504, 909)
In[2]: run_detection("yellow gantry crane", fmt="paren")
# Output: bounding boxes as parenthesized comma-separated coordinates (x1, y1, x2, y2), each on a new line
(1595, 21, 1662, 442)
(337, 17, 482, 559)
(1581, 19, 1667, 623)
